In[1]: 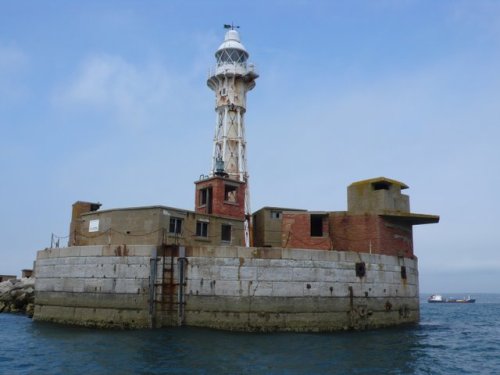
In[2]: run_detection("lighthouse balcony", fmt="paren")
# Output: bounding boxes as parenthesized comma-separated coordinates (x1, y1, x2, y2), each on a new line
(208, 62, 258, 79)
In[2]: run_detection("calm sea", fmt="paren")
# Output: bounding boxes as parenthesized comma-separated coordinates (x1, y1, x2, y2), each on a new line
(1, 294, 499, 374)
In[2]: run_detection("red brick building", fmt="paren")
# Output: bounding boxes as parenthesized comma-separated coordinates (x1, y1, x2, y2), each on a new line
(253, 177, 439, 257)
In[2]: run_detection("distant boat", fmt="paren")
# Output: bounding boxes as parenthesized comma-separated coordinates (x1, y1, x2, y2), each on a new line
(428, 294, 445, 303)
(427, 294, 476, 303)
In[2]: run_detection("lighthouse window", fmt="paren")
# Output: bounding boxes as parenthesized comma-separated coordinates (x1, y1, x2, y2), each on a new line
(196, 221, 209, 238)
(221, 224, 232, 242)
(216, 48, 247, 65)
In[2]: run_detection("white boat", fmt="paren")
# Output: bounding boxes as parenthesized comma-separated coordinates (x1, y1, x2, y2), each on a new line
(428, 294, 445, 303)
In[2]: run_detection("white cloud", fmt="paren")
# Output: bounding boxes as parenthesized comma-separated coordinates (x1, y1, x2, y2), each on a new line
(53, 54, 174, 130)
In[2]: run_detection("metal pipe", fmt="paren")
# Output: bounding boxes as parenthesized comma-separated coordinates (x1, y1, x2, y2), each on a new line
(149, 249, 158, 329)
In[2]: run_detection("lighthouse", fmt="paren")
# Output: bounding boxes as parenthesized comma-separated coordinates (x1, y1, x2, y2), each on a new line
(207, 25, 258, 181)
(195, 25, 258, 247)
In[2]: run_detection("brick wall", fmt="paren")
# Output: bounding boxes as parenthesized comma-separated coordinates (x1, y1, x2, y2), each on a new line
(330, 213, 413, 257)
(281, 213, 331, 250)
(280, 212, 414, 257)
(195, 177, 245, 220)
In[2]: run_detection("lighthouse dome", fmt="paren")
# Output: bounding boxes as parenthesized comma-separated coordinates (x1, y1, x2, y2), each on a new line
(215, 29, 249, 64)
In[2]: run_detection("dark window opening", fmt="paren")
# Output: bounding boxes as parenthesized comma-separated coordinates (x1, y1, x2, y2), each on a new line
(270, 210, 281, 219)
(401, 266, 407, 280)
(310, 215, 324, 237)
(372, 181, 391, 190)
(355, 262, 366, 278)
(199, 188, 208, 205)
(221, 224, 231, 242)
(169, 217, 183, 234)
(199, 187, 212, 213)
(224, 185, 238, 203)
(196, 221, 209, 237)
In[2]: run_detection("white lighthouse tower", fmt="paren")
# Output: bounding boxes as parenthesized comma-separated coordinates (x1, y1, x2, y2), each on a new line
(207, 25, 258, 246)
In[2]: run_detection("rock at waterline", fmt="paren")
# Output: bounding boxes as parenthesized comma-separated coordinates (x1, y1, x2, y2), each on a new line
(0, 278, 35, 317)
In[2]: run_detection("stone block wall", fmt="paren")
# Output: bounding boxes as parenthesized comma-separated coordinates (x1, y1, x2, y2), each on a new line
(34, 245, 156, 328)
(34, 245, 419, 331)
(182, 246, 419, 331)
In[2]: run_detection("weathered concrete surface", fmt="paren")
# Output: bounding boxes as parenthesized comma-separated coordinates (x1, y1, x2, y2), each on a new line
(34, 245, 419, 331)
(181, 246, 419, 331)
(34, 245, 156, 328)
(0, 278, 35, 316)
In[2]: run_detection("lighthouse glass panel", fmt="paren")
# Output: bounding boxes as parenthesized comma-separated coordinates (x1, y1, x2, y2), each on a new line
(216, 49, 247, 66)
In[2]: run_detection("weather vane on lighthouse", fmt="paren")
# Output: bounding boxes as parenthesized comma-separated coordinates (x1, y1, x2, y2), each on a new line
(206, 25, 259, 246)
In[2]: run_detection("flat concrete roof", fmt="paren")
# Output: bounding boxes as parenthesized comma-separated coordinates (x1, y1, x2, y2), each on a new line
(349, 177, 409, 189)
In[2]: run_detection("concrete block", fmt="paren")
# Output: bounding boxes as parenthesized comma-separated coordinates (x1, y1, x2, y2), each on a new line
(126, 256, 152, 265)
(323, 251, 341, 262)
(187, 278, 212, 296)
(45, 248, 61, 258)
(218, 266, 240, 281)
(237, 266, 257, 280)
(250, 281, 273, 297)
(292, 267, 322, 282)
(281, 249, 314, 261)
(83, 278, 115, 293)
(213, 258, 240, 267)
(246, 258, 273, 267)
(188, 257, 216, 267)
(213, 246, 239, 258)
(257, 267, 293, 282)
(129, 245, 156, 257)
(64, 257, 87, 265)
(36, 249, 51, 260)
(35, 258, 54, 267)
(116, 263, 150, 279)
(59, 247, 81, 258)
(269, 259, 296, 268)
(62, 278, 85, 293)
(254, 247, 283, 259)
(114, 278, 149, 294)
(34, 265, 54, 278)
(272, 281, 304, 297)
(214, 280, 243, 296)
(35, 277, 63, 292)
(79, 246, 104, 257)
(237, 247, 255, 259)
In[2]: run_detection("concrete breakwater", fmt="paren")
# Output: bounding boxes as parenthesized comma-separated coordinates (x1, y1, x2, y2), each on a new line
(34, 245, 418, 331)
(0, 278, 35, 316)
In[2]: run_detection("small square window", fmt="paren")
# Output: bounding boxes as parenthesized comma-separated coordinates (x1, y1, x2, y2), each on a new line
(221, 224, 231, 242)
(196, 221, 209, 237)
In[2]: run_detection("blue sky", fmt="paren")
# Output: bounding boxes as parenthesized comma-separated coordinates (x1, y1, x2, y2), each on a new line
(1, 1, 499, 293)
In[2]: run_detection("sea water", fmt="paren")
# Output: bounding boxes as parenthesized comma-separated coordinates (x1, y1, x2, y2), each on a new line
(1, 294, 499, 374)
